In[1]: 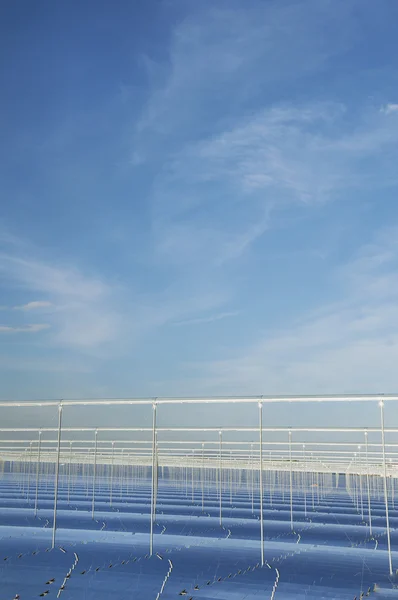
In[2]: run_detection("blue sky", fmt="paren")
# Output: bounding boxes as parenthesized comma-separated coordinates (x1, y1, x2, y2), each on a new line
(1, 0, 398, 401)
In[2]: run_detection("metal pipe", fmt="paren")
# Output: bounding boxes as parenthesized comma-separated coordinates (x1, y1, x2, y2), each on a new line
(52, 403, 63, 549)
(289, 430, 293, 531)
(259, 403, 264, 566)
(67, 441, 72, 504)
(201, 442, 204, 512)
(303, 444, 307, 518)
(219, 431, 223, 527)
(110, 441, 115, 507)
(150, 403, 157, 556)
(27, 441, 33, 502)
(364, 431, 372, 536)
(34, 431, 42, 517)
(380, 400, 393, 575)
(1, 393, 398, 409)
(92, 430, 98, 520)
(251, 443, 254, 514)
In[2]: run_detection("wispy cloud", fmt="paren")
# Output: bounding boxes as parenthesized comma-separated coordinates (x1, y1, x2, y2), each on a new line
(136, 1, 356, 149)
(14, 300, 53, 311)
(148, 102, 398, 273)
(133, 2, 398, 279)
(0, 324, 50, 334)
(187, 226, 398, 395)
(172, 311, 240, 326)
(182, 102, 398, 200)
(0, 242, 121, 349)
(136, 3, 360, 267)
(0, 233, 231, 353)
(381, 103, 398, 115)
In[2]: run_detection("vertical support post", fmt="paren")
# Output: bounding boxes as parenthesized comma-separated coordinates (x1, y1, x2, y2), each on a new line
(85, 454, 89, 496)
(364, 431, 372, 536)
(27, 441, 33, 502)
(269, 451, 273, 507)
(229, 450, 233, 506)
(303, 444, 307, 518)
(67, 442, 72, 504)
(34, 431, 42, 517)
(201, 443, 204, 512)
(52, 403, 63, 549)
(154, 434, 159, 513)
(251, 443, 254, 514)
(110, 442, 115, 507)
(22, 448, 27, 494)
(380, 400, 393, 575)
(289, 430, 293, 531)
(92, 430, 98, 520)
(219, 431, 223, 527)
(120, 448, 124, 498)
(259, 402, 264, 567)
(150, 402, 157, 556)
(191, 449, 195, 503)
(311, 453, 315, 510)
(358, 445, 364, 520)
(354, 453, 359, 511)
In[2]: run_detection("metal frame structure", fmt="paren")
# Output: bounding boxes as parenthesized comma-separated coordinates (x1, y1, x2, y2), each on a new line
(0, 394, 397, 574)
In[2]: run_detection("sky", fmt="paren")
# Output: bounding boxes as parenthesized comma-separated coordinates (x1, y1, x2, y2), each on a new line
(1, 0, 398, 406)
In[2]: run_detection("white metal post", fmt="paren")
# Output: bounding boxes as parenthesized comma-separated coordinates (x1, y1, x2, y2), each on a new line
(358, 445, 364, 520)
(311, 453, 315, 510)
(191, 449, 194, 503)
(201, 442, 204, 512)
(154, 434, 159, 513)
(110, 441, 115, 507)
(27, 441, 33, 502)
(229, 450, 233, 506)
(259, 402, 264, 566)
(251, 443, 254, 514)
(354, 453, 359, 511)
(22, 448, 27, 495)
(34, 431, 41, 517)
(289, 430, 293, 531)
(364, 431, 372, 536)
(380, 400, 393, 575)
(219, 430, 223, 527)
(120, 448, 124, 498)
(150, 402, 157, 556)
(52, 403, 63, 549)
(67, 441, 72, 504)
(92, 430, 98, 520)
(269, 451, 273, 507)
(303, 444, 307, 518)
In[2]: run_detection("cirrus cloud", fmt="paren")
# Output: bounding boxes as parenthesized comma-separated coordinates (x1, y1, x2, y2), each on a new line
(14, 300, 53, 311)
(0, 323, 50, 334)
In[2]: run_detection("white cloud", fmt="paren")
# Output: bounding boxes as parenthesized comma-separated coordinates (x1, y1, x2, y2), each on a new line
(188, 226, 398, 395)
(0, 234, 231, 353)
(381, 103, 398, 114)
(193, 103, 398, 198)
(0, 246, 121, 349)
(132, 2, 398, 276)
(149, 102, 398, 272)
(14, 300, 53, 311)
(0, 324, 50, 334)
(136, 1, 356, 146)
